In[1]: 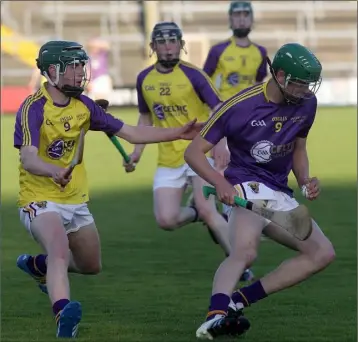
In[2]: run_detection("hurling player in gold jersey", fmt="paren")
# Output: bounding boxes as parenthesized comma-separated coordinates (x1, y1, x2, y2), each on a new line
(14, 40, 202, 339)
(122, 22, 236, 257)
(203, 1, 268, 101)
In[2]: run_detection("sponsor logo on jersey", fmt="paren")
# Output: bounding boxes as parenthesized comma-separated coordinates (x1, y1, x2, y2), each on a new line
(250, 140, 295, 163)
(47, 139, 75, 159)
(227, 72, 239, 86)
(152, 103, 188, 120)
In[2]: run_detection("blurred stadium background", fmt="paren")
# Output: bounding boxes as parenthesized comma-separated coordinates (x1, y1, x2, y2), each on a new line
(1, 0, 357, 110)
(1, 2, 357, 342)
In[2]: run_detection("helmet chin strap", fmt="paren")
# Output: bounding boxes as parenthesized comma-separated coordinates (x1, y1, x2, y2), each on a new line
(56, 84, 84, 98)
(44, 66, 84, 98)
(267, 57, 294, 104)
(152, 41, 186, 70)
(157, 59, 179, 68)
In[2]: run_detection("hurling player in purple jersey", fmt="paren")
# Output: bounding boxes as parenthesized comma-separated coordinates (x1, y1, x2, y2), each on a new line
(185, 43, 335, 339)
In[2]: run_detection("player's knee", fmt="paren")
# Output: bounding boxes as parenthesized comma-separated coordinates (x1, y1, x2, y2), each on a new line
(303, 235, 335, 271)
(81, 260, 102, 275)
(230, 246, 257, 267)
(313, 240, 336, 269)
(156, 215, 178, 231)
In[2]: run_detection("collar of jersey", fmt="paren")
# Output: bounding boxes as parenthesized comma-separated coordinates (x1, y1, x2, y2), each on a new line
(40, 82, 71, 107)
(230, 36, 252, 48)
(155, 62, 181, 74)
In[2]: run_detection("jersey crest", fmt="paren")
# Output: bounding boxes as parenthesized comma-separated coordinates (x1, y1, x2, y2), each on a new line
(247, 182, 260, 194)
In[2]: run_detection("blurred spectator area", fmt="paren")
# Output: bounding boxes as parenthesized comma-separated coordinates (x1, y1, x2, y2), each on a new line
(1, 0, 357, 87)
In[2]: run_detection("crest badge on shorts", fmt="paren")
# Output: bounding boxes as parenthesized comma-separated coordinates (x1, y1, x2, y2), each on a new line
(35, 201, 47, 209)
(248, 182, 260, 194)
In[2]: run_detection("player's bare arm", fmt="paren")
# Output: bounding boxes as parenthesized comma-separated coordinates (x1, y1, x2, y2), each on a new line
(20, 145, 71, 188)
(20, 145, 61, 177)
(185, 135, 236, 205)
(115, 119, 202, 144)
(122, 113, 153, 172)
(130, 113, 153, 160)
(292, 137, 310, 187)
(293, 137, 320, 200)
(208, 104, 230, 170)
(212, 137, 229, 171)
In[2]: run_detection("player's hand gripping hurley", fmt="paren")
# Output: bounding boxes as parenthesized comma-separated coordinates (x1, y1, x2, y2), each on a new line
(203, 185, 313, 241)
(94, 99, 135, 172)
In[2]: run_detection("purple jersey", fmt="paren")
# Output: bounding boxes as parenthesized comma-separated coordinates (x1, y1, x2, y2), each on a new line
(200, 82, 317, 196)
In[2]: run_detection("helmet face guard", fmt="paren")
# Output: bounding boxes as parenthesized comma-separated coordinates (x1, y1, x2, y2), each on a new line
(150, 22, 185, 68)
(54, 55, 91, 98)
(269, 43, 323, 104)
(37, 41, 91, 97)
(281, 74, 322, 103)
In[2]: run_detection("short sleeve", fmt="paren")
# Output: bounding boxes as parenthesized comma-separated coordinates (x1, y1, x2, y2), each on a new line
(14, 96, 45, 149)
(136, 71, 150, 114)
(255, 45, 268, 82)
(79, 95, 124, 134)
(200, 101, 232, 145)
(297, 96, 317, 138)
(203, 46, 220, 77)
(180, 64, 222, 110)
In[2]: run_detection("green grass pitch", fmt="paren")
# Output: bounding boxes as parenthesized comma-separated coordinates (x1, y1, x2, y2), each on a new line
(1, 107, 357, 342)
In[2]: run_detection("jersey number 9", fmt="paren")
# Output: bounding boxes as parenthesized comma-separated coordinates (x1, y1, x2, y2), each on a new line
(159, 87, 171, 96)
(275, 122, 282, 133)
(64, 122, 71, 132)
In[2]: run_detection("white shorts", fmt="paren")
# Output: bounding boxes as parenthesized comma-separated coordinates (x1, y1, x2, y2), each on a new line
(88, 75, 113, 100)
(153, 158, 214, 190)
(19, 201, 94, 238)
(223, 181, 299, 225)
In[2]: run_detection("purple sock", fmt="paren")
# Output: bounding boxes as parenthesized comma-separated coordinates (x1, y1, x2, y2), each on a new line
(26, 254, 47, 276)
(232, 280, 268, 307)
(53, 299, 70, 316)
(206, 293, 230, 321)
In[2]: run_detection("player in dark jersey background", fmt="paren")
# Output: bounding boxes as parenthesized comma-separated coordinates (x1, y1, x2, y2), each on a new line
(185, 43, 335, 339)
